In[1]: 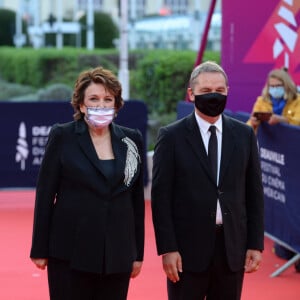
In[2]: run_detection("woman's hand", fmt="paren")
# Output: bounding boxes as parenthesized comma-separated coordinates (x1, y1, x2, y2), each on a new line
(268, 114, 287, 125)
(31, 258, 48, 270)
(249, 115, 261, 129)
(131, 261, 143, 278)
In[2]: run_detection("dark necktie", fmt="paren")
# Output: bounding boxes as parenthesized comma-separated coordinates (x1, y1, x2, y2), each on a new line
(208, 125, 218, 184)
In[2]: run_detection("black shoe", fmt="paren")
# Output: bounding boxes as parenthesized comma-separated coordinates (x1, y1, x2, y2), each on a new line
(273, 243, 295, 260)
(294, 260, 300, 273)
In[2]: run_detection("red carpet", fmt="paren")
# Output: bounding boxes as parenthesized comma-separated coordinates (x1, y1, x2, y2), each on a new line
(0, 190, 299, 299)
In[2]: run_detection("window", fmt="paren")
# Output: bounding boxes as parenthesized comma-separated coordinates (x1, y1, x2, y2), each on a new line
(129, 0, 146, 20)
(164, 0, 188, 14)
(78, 0, 103, 11)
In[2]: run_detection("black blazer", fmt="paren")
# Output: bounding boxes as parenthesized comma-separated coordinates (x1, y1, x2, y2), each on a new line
(30, 119, 145, 274)
(151, 113, 264, 272)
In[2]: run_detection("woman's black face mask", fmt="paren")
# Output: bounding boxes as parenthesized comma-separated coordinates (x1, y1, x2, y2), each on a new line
(194, 93, 227, 117)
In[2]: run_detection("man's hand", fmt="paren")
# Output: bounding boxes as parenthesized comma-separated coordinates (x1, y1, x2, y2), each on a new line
(162, 251, 182, 282)
(131, 261, 143, 278)
(31, 258, 48, 270)
(244, 249, 262, 273)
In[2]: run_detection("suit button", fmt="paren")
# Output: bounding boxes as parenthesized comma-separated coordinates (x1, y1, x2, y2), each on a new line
(217, 190, 223, 196)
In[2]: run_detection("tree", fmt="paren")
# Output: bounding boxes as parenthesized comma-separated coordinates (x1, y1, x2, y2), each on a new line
(79, 12, 119, 48)
(0, 8, 28, 47)
(0, 9, 17, 46)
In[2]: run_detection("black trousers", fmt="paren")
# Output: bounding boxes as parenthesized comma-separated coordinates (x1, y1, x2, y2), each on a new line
(47, 257, 131, 300)
(167, 227, 245, 300)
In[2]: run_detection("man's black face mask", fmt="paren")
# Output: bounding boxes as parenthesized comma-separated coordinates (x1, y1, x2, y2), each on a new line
(194, 93, 227, 117)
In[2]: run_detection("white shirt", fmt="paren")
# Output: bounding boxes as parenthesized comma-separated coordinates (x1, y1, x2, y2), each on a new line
(194, 112, 223, 224)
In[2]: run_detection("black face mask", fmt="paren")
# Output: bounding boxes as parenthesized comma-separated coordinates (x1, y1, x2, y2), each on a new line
(194, 93, 227, 117)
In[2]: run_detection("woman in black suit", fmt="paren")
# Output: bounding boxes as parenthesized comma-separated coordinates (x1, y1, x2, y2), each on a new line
(30, 66, 145, 300)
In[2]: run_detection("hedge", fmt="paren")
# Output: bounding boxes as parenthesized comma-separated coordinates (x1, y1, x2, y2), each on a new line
(0, 47, 119, 88)
(0, 47, 220, 115)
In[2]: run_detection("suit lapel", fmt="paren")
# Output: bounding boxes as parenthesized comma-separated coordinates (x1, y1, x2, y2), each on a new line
(75, 120, 125, 181)
(75, 120, 104, 175)
(219, 115, 236, 187)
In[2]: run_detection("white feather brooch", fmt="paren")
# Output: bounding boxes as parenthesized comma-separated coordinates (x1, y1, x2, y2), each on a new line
(122, 137, 141, 186)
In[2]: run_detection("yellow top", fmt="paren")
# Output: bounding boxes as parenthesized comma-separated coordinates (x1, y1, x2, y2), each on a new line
(247, 94, 300, 127)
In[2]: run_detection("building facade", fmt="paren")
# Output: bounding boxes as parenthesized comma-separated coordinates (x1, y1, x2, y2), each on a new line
(1, 0, 221, 50)
(1, 0, 221, 23)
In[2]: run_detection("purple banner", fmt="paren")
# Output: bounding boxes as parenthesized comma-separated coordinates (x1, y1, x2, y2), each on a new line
(0, 101, 148, 188)
(222, 0, 300, 112)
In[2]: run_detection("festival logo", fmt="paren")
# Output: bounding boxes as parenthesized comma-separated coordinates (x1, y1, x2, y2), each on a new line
(244, 0, 300, 84)
(15, 122, 51, 171)
(15, 122, 29, 171)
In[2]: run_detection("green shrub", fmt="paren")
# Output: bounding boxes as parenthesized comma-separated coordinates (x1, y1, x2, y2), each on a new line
(9, 93, 39, 102)
(36, 83, 73, 101)
(77, 53, 118, 74)
(131, 50, 194, 114)
(131, 49, 220, 115)
(0, 47, 220, 149)
(0, 47, 120, 87)
(0, 47, 44, 86)
(0, 79, 36, 100)
(0, 47, 220, 112)
(132, 51, 189, 113)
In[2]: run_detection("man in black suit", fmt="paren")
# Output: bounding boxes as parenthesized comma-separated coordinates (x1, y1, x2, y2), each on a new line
(151, 61, 264, 300)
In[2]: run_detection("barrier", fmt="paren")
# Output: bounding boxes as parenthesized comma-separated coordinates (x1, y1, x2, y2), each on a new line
(177, 101, 300, 276)
(176, 101, 194, 120)
(0, 100, 148, 188)
(257, 122, 300, 276)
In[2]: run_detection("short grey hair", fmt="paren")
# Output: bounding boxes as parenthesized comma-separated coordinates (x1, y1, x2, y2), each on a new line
(189, 61, 228, 90)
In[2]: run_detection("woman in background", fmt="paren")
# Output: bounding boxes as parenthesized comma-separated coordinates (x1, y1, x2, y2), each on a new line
(247, 68, 300, 133)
